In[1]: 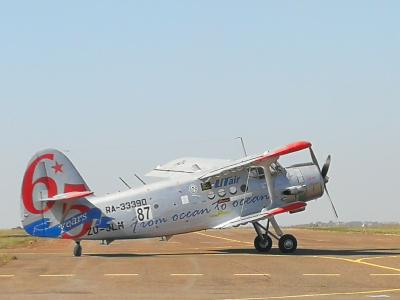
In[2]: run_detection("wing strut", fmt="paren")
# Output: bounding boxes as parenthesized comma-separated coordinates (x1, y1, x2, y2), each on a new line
(235, 136, 248, 157)
(240, 166, 253, 217)
(263, 165, 278, 205)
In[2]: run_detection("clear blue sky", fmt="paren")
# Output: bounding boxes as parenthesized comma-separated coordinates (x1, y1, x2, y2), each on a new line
(1, 1, 399, 228)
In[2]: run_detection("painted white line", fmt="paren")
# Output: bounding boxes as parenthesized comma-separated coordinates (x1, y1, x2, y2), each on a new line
(303, 273, 341, 276)
(194, 232, 253, 245)
(370, 273, 400, 276)
(104, 273, 139, 276)
(39, 274, 75, 277)
(234, 274, 270, 276)
(170, 273, 203, 276)
(220, 288, 400, 300)
(0, 253, 63, 255)
(0, 275, 15, 278)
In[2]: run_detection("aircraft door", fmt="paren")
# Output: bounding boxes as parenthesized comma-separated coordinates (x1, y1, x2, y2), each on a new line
(240, 167, 266, 217)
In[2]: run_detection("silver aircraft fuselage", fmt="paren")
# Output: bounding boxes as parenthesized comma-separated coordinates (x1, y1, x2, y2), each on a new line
(86, 165, 323, 240)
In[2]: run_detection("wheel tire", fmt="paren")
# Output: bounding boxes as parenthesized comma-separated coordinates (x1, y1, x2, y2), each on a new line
(254, 234, 273, 252)
(73, 243, 82, 257)
(278, 234, 297, 253)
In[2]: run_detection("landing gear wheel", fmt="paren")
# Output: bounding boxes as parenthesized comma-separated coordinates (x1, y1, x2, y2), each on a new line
(254, 234, 273, 252)
(73, 242, 82, 257)
(278, 234, 297, 253)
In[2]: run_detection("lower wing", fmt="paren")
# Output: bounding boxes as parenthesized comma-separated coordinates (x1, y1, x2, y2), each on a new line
(213, 202, 306, 229)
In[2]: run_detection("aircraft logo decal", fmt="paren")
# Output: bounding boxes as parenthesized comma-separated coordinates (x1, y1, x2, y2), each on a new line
(213, 176, 240, 188)
(21, 152, 112, 239)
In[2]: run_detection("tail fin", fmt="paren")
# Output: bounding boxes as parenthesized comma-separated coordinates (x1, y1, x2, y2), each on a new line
(20, 149, 105, 239)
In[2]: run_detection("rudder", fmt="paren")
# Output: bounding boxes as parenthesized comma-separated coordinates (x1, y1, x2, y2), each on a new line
(21, 149, 97, 239)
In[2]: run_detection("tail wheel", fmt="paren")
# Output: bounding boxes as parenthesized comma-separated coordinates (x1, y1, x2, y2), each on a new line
(254, 234, 273, 252)
(73, 242, 82, 257)
(278, 234, 297, 253)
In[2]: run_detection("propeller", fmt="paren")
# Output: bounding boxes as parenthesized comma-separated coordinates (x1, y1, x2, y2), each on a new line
(321, 155, 331, 180)
(309, 148, 338, 220)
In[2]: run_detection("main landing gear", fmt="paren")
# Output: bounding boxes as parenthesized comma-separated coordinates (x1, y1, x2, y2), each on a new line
(73, 241, 82, 257)
(253, 217, 297, 253)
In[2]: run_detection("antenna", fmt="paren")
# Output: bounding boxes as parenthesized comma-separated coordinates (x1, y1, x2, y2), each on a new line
(134, 173, 146, 185)
(235, 136, 248, 157)
(118, 177, 132, 189)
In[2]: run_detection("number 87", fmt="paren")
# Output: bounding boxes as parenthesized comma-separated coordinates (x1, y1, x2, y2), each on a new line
(137, 207, 150, 221)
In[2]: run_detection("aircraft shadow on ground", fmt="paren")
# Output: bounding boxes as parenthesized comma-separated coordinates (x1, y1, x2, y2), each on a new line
(217, 248, 400, 256)
(86, 247, 400, 258)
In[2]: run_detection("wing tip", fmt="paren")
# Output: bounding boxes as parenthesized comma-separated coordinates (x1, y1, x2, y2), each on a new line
(261, 140, 312, 161)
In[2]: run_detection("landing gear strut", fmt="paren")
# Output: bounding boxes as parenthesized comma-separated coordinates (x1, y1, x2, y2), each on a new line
(252, 217, 297, 253)
(73, 241, 82, 257)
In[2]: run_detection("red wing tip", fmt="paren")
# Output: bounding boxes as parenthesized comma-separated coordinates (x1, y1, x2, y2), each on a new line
(290, 141, 312, 148)
(259, 141, 312, 161)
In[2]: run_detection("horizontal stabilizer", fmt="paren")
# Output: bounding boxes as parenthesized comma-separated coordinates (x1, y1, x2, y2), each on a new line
(38, 191, 94, 202)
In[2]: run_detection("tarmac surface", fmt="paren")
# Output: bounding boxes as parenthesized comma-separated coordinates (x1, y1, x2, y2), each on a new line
(1, 228, 400, 300)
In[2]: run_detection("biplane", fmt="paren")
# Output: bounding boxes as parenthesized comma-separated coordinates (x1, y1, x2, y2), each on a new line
(21, 141, 336, 256)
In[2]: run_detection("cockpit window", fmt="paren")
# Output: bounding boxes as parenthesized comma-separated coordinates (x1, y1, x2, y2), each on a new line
(249, 167, 265, 179)
(270, 162, 285, 175)
(248, 163, 285, 179)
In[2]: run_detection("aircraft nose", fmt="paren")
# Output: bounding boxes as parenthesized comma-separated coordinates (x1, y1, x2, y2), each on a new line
(298, 165, 324, 200)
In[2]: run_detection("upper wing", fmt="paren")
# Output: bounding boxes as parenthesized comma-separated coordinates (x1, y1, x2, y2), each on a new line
(146, 157, 231, 179)
(204, 141, 312, 229)
(213, 201, 307, 229)
(199, 141, 312, 181)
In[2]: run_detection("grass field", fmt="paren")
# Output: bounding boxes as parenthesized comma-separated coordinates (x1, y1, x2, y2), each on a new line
(298, 225, 400, 235)
(0, 229, 38, 249)
(0, 229, 38, 266)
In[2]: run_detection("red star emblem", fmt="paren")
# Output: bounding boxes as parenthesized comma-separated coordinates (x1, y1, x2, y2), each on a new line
(52, 161, 63, 174)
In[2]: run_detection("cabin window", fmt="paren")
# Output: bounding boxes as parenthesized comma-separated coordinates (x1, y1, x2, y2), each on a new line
(207, 191, 216, 200)
(229, 186, 237, 195)
(249, 167, 265, 179)
(201, 182, 212, 191)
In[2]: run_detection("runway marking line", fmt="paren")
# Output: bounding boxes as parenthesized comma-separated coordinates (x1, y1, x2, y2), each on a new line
(104, 274, 139, 276)
(303, 274, 340, 276)
(1, 252, 63, 255)
(358, 255, 400, 262)
(220, 288, 400, 300)
(234, 274, 270, 276)
(190, 233, 400, 276)
(170, 273, 203, 276)
(370, 274, 400, 276)
(39, 274, 75, 277)
(194, 232, 253, 245)
(0, 275, 14, 278)
(319, 256, 400, 273)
